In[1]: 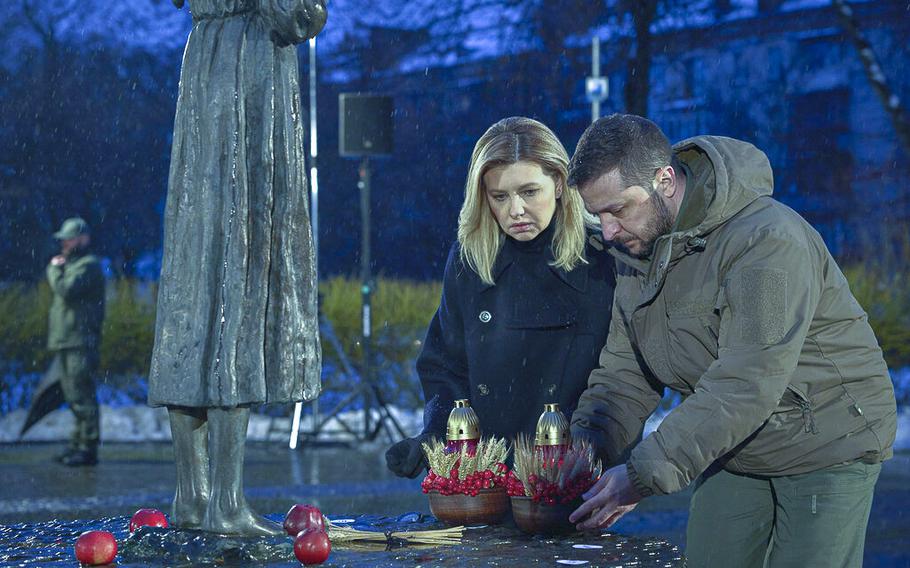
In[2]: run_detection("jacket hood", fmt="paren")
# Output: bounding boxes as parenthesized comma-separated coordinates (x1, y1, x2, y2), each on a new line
(673, 135, 774, 236)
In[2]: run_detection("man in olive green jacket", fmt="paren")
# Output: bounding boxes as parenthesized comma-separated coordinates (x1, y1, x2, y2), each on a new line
(46, 217, 106, 466)
(567, 114, 897, 567)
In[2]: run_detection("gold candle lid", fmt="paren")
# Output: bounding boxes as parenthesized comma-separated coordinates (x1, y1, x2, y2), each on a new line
(446, 399, 481, 441)
(534, 403, 570, 447)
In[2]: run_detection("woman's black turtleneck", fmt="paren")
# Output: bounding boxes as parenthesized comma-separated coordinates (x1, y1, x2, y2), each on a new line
(500, 219, 569, 323)
(506, 218, 556, 255)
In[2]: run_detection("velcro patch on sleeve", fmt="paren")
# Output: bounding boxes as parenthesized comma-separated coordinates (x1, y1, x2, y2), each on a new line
(736, 267, 787, 345)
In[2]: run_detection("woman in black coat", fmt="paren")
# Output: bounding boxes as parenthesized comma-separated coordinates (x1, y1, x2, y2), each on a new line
(386, 117, 616, 478)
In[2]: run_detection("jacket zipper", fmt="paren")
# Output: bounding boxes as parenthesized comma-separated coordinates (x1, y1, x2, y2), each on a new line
(787, 385, 818, 435)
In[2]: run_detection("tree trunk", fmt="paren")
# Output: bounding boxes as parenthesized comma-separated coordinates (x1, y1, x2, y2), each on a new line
(832, 0, 910, 157)
(623, 0, 657, 117)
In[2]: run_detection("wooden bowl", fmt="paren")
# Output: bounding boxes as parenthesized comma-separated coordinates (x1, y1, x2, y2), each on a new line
(510, 496, 580, 535)
(428, 487, 510, 526)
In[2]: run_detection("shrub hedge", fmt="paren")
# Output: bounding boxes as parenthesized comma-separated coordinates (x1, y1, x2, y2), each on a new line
(0, 277, 442, 412)
(840, 235, 910, 368)
(0, 256, 907, 413)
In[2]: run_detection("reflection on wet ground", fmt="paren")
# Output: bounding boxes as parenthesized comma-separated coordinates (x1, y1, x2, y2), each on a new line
(0, 443, 427, 522)
(0, 443, 907, 566)
(0, 513, 684, 566)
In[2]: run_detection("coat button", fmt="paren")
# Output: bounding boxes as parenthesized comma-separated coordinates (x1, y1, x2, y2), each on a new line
(479, 310, 492, 323)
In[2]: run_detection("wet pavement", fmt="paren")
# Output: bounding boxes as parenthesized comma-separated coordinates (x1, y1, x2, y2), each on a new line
(0, 513, 684, 567)
(0, 442, 907, 566)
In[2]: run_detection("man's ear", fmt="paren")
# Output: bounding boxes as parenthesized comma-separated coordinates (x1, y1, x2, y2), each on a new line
(656, 166, 678, 198)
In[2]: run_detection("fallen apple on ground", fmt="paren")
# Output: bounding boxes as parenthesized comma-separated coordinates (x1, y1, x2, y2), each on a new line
(294, 528, 331, 565)
(284, 503, 325, 536)
(129, 508, 169, 532)
(74, 530, 117, 566)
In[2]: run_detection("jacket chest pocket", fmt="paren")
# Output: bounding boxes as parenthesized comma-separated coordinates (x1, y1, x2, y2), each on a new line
(662, 295, 722, 387)
(615, 282, 640, 314)
(463, 306, 578, 339)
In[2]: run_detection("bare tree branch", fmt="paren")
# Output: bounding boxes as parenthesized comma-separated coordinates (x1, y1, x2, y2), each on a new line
(832, 0, 910, 157)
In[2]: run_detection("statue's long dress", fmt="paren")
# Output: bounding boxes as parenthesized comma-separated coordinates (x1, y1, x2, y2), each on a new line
(149, 0, 324, 408)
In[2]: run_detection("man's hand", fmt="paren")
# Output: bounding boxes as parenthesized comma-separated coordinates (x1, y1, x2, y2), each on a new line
(569, 464, 643, 531)
(51, 255, 66, 267)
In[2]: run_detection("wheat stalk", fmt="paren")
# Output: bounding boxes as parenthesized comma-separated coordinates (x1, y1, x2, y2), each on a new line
(421, 436, 509, 479)
(325, 519, 464, 546)
(512, 434, 603, 497)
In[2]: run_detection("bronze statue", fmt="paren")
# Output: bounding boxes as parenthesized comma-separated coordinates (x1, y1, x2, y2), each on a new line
(150, 0, 326, 536)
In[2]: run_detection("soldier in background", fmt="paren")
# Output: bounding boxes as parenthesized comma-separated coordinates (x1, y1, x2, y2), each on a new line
(46, 217, 105, 467)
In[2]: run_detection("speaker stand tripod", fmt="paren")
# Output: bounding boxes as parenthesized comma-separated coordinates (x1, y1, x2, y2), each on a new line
(289, 157, 407, 445)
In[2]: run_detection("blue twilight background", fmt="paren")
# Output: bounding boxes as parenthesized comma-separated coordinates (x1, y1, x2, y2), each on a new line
(0, 0, 908, 281)
(0, 0, 908, 426)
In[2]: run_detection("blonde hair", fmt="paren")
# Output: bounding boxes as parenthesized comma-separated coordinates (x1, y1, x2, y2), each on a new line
(457, 117, 593, 285)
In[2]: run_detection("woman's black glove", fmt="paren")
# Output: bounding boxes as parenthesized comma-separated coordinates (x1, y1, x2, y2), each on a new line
(385, 434, 433, 478)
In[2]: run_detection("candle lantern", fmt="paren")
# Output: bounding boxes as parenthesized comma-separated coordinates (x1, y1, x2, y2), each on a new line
(533, 403, 570, 462)
(534, 403, 570, 446)
(445, 399, 480, 455)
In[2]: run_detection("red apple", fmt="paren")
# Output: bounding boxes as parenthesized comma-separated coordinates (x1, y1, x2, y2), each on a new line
(293, 529, 331, 565)
(129, 508, 169, 532)
(284, 504, 325, 536)
(74, 530, 117, 566)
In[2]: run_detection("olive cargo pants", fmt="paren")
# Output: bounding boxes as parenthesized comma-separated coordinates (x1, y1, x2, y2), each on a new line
(686, 461, 881, 568)
(56, 348, 100, 452)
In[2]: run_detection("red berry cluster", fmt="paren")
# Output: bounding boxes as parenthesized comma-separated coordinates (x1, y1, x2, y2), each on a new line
(422, 463, 508, 496)
(508, 473, 597, 505)
(504, 470, 526, 497)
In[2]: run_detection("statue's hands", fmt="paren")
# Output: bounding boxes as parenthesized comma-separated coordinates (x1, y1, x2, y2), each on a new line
(385, 434, 432, 478)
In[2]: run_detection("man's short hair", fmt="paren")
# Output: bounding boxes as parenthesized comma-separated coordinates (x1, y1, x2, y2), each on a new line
(568, 113, 673, 192)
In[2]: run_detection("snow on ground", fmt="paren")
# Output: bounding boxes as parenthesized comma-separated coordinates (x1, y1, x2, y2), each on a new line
(0, 404, 424, 445)
(2, 367, 907, 451)
(2, 402, 906, 451)
(4, 403, 906, 451)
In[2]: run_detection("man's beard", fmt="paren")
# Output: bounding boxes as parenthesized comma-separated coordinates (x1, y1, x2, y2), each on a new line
(615, 192, 674, 259)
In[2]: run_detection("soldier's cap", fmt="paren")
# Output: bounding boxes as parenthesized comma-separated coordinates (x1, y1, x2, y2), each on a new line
(53, 217, 90, 240)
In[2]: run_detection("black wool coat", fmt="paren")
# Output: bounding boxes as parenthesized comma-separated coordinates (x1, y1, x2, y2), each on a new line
(418, 224, 615, 442)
